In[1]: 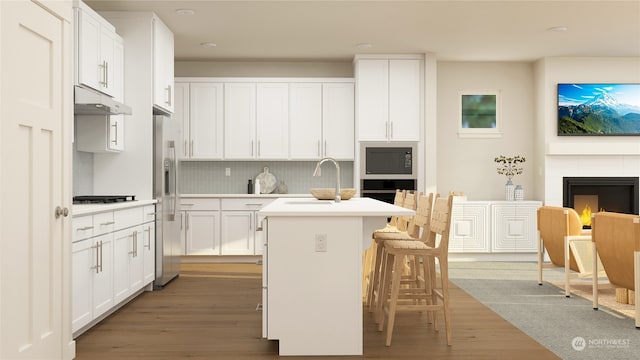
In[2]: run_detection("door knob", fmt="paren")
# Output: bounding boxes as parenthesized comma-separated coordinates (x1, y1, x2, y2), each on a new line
(55, 206, 69, 218)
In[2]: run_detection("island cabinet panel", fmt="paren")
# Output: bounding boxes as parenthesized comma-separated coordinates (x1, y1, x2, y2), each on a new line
(264, 217, 363, 356)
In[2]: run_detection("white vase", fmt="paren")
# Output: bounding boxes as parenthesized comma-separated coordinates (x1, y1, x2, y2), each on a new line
(505, 180, 515, 201)
(515, 185, 524, 201)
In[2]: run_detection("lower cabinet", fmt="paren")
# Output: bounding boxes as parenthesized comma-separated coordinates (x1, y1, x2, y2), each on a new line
(181, 197, 273, 256)
(449, 200, 542, 254)
(72, 203, 156, 336)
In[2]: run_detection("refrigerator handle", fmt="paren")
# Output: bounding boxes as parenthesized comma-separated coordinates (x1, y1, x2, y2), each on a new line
(169, 140, 178, 220)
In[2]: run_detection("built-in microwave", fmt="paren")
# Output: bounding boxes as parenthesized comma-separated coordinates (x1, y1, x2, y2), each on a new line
(360, 142, 417, 179)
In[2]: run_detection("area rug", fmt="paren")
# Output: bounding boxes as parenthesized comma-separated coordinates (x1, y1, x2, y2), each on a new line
(549, 280, 636, 319)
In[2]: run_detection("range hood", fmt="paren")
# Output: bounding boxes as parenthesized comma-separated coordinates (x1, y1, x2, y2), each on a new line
(74, 85, 132, 115)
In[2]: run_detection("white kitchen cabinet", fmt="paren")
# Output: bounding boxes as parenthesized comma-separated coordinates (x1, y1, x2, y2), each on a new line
(152, 15, 174, 114)
(174, 82, 189, 159)
(289, 82, 355, 160)
(75, 0, 123, 97)
(225, 83, 256, 159)
(322, 82, 355, 159)
(142, 220, 156, 285)
(221, 199, 273, 255)
(289, 83, 323, 159)
(256, 83, 289, 159)
(76, 114, 125, 152)
(111, 206, 145, 305)
(185, 211, 221, 255)
(355, 58, 421, 141)
(187, 83, 224, 159)
(71, 212, 115, 334)
(181, 198, 221, 255)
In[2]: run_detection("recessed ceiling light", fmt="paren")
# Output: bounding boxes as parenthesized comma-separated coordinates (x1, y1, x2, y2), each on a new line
(547, 26, 568, 32)
(200, 42, 217, 49)
(175, 9, 195, 16)
(356, 43, 373, 49)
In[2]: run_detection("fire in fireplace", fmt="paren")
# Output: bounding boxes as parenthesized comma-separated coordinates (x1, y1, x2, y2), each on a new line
(563, 177, 639, 228)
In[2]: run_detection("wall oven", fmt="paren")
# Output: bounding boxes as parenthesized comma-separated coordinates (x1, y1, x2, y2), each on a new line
(360, 142, 417, 203)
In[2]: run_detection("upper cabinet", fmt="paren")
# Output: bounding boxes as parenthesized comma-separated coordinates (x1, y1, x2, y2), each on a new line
(152, 16, 174, 114)
(178, 78, 355, 161)
(75, 0, 123, 97)
(355, 57, 422, 142)
(289, 82, 354, 160)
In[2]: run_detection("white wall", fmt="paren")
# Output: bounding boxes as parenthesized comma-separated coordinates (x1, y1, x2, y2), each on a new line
(436, 62, 535, 200)
(534, 57, 640, 206)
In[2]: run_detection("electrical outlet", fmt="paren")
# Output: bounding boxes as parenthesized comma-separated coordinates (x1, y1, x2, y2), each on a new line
(315, 234, 327, 252)
(225, 168, 231, 176)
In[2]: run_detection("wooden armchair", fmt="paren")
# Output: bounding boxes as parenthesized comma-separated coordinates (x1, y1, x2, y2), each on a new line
(537, 206, 605, 297)
(591, 212, 640, 327)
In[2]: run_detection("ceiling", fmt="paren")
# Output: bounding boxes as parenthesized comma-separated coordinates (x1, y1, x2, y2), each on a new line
(86, 0, 640, 62)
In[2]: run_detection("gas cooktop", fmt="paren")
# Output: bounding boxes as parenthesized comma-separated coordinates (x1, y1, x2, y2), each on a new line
(73, 195, 136, 204)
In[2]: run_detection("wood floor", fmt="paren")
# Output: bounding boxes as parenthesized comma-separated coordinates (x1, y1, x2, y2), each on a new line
(75, 263, 560, 359)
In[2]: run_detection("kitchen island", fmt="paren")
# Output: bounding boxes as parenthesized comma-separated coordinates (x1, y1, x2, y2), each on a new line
(258, 197, 414, 356)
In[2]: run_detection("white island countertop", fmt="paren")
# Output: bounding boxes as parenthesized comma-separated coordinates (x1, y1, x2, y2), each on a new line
(258, 197, 414, 217)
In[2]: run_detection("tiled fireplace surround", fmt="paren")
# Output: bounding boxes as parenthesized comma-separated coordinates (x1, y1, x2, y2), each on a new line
(544, 155, 640, 213)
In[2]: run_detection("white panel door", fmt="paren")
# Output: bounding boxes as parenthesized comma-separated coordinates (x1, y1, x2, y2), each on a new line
(224, 83, 256, 159)
(323, 83, 355, 159)
(356, 59, 389, 141)
(388, 59, 421, 141)
(77, 5, 100, 91)
(92, 233, 114, 319)
(1, 1, 72, 358)
(174, 82, 190, 159)
(112, 228, 133, 304)
(256, 83, 289, 159)
(71, 240, 93, 333)
(221, 211, 255, 255)
(142, 222, 156, 285)
(289, 83, 322, 159)
(190, 83, 224, 159)
(185, 211, 221, 255)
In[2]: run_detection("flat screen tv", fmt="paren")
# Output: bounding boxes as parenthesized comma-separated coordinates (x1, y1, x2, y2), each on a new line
(557, 83, 640, 136)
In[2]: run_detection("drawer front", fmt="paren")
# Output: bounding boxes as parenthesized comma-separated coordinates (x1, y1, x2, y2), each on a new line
(93, 212, 115, 236)
(143, 204, 156, 223)
(73, 215, 94, 242)
(221, 198, 274, 211)
(113, 206, 144, 231)
(181, 198, 221, 211)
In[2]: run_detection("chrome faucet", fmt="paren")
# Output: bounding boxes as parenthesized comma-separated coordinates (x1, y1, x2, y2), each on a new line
(313, 157, 341, 202)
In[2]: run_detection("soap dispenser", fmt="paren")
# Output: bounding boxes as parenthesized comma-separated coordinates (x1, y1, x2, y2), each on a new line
(247, 179, 254, 194)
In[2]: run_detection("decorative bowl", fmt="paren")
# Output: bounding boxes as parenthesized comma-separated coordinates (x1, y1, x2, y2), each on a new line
(310, 188, 356, 201)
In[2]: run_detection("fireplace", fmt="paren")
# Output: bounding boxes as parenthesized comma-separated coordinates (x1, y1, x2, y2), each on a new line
(563, 177, 639, 227)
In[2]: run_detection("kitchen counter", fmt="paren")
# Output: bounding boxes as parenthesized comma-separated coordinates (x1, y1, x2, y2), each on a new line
(260, 197, 412, 356)
(258, 196, 413, 217)
(72, 199, 157, 216)
(181, 193, 307, 198)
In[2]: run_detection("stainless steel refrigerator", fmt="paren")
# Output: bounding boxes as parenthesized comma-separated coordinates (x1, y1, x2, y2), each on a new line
(153, 114, 181, 287)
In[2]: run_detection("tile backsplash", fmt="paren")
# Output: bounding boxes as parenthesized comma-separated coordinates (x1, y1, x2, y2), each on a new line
(180, 161, 354, 194)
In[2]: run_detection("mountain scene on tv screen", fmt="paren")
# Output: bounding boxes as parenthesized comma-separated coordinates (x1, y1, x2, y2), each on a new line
(558, 84, 640, 135)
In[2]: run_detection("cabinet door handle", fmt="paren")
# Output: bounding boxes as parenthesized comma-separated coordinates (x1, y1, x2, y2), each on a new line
(129, 233, 136, 256)
(251, 140, 254, 157)
(390, 122, 394, 139)
(385, 121, 389, 139)
(257, 140, 261, 157)
(324, 140, 327, 156)
(91, 243, 100, 273)
(111, 122, 118, 144)
(190, 140, 194, 157)
(317, 140, 321, 157)
(184, 140, 188, 157)
(100, 221, 115, 226)
(165, 85, 172, 106)
(99, 240, 103, 273)
(145, 227, 152, 250)
(105, 61, 109, 88)
(78, 225, 94, 231)
(98, 61, 106, 86)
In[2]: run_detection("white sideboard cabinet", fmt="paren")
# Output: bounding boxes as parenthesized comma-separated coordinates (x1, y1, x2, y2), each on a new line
(449, 200, 542, 255)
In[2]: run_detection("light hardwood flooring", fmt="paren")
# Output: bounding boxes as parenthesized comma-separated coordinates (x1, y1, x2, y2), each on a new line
(75, 263, 559, 359)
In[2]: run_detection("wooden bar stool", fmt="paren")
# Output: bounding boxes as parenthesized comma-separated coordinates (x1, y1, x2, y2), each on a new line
(366, 191, 420, 312)
(377, 195, 454, 346)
